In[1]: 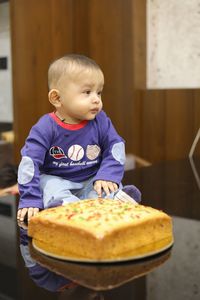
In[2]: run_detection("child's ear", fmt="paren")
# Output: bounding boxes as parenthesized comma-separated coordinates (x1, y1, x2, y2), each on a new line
(48, 89, 61, 108)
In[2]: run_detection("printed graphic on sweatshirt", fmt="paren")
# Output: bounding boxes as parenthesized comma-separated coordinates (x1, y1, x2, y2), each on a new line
(49, 146, 66, 159)
(86, 145, 101, 160)
(68, 145, 84, 161)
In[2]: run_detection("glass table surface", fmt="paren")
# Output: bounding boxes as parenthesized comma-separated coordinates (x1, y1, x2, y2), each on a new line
(0, 157, 199, 300)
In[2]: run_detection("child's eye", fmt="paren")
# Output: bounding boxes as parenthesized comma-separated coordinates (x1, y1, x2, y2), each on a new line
(97, 91, 102, 96)
(84, 90, 91, 95)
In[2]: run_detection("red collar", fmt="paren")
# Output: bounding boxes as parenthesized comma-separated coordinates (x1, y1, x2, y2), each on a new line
(49, 112, 88, 130)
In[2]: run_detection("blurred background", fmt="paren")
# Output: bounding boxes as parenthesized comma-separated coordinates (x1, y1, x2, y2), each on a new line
(0, 0, 200, 169)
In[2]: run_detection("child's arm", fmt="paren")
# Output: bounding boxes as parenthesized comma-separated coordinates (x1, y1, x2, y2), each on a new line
(18, 115, 52, 212)
(17, 207, 39, 222)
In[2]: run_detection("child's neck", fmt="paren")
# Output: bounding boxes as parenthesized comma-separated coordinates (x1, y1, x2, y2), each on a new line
(54, 111, 82, 125)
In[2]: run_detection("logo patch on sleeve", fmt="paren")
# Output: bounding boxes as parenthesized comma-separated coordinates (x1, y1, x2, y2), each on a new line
(18, 156, 35, 185)
(111, 142, 125, 165)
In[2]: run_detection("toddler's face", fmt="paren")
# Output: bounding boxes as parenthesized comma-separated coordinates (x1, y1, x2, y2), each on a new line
(58, 69, 104, 124)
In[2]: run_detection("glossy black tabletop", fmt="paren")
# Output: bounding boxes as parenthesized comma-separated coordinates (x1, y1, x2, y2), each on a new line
(0, 157, 200, 300)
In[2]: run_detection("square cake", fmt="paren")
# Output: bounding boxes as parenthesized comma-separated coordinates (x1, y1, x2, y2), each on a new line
(28, 198, 173, 261)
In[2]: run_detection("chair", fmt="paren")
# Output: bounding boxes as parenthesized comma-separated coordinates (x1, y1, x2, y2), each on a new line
(189, 128, 200, 158)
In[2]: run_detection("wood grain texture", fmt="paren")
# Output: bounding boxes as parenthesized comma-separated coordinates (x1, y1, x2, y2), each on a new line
(132, 0, 146, 89)
(10, 0, 74, 161)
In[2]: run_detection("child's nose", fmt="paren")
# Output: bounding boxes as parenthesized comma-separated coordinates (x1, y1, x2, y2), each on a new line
(92, 93, 100, 103)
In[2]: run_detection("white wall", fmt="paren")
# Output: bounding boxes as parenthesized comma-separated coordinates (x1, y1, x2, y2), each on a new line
(0, 2, 13, 122)
(147, 0, 200, 89)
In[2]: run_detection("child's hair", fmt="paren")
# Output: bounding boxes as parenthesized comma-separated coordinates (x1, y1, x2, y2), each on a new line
(48, 54, 103, 90)
(0, 164, 18, 188)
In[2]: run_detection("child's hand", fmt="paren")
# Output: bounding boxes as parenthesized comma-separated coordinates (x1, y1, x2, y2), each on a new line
(17, 207, 39, 222)
(94, 180, 118, 198)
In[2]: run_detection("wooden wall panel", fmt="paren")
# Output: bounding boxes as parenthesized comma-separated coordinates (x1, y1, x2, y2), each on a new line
(10, 0, 74, 161)
(194, 91, 200, 155)
(88, 0, 135, 152)
(165, 91, 195, 160)
(129, 91, 143, 154)
(73, 0, 90, 54)
(135, 90, 200, 162)
(141, 90, 166, 162)
(132, 0, 146, 88)
(50, 0, 74, 56)
(194, 91, 200, 130)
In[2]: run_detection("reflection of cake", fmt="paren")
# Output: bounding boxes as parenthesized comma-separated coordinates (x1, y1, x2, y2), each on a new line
(28, 199, 173, 261)
(29, 241, 171, 291)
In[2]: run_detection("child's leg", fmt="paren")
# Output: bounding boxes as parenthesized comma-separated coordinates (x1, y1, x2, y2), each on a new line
(76, 177, 141, 203)
(74, 177, 99, 199)
(40, 174, 83, 208)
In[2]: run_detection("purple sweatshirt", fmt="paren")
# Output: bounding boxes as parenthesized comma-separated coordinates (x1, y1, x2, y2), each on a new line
(18, 110, 125, 209)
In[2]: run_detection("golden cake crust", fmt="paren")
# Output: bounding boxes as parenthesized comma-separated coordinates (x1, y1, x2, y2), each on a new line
(28, 198, 173, 261)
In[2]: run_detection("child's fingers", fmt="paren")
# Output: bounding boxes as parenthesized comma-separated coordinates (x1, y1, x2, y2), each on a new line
(27, 207, 39, 221)
(101, 181, 110, 196)
(17, 220, 28, 230)
(17, 207, 39, 223)
(94, 181, 118, 197)
(27, 207, 34, 221)
(17, 209, 21, 220)
(33, 207, 39, 217)
(17, 208, 28, 222)
(101, 181, 118, 196)
(106, 182, 118, 193)
(94, 181, 102, 197)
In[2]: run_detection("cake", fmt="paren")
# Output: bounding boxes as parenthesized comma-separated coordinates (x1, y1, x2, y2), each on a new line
(28, 198, 173, 261)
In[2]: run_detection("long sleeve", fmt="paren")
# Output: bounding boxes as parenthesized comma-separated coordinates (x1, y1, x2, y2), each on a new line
(18, 116, 53, 209)
(93, 112, 125, 185)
